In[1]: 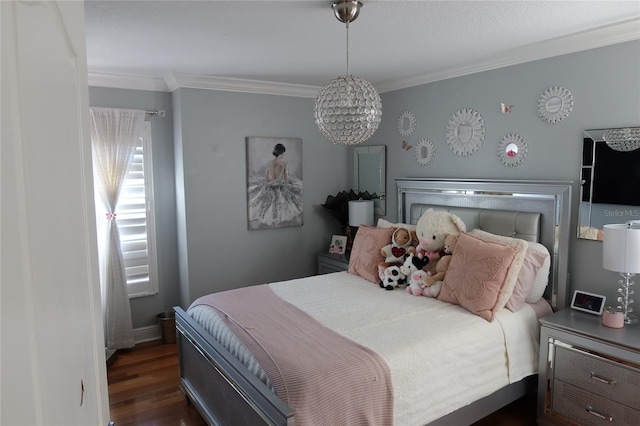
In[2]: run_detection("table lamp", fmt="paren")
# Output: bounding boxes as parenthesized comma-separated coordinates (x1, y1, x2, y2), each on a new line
(346, 199, 374, 251)
(603, 221, 640, 325)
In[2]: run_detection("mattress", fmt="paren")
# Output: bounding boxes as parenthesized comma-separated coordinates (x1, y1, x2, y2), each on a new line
(188, 271, 551, 425)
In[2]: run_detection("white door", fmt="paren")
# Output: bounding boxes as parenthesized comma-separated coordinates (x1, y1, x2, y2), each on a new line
(1, 1, 109, 425)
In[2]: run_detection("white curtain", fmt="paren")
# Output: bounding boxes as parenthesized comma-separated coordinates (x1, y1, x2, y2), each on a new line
(90, 107, 146, 349)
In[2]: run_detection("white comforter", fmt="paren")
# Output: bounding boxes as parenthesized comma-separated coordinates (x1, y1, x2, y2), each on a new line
(190, 271, 546, 425)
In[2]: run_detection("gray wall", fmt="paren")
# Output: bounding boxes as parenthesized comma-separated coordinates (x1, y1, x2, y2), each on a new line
(89, 87, 180, 329)
(172, 88, 346, 306)
(90, 39, 639, 327)
(368, 40, 640, 306)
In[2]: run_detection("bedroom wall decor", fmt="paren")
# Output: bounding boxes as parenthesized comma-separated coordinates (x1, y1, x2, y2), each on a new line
(246, 136, 303, 230)
(497, 133, 528, 167)
(446, 108, 486, 156)
(414, 138, 435, 166)
(537, 86, 573, 124)
(397, 110, 416, 137)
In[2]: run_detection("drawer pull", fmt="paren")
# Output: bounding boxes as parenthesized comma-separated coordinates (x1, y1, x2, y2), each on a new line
(589, 372, 616, 386)
(585, 405, 613, 422)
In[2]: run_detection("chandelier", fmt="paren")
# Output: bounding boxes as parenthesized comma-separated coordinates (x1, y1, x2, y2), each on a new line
(603, 127, 640, 152)
(314, 1, 382, 145)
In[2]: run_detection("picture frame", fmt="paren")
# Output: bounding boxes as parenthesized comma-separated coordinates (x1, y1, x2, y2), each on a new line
(570, 290, 606, 315)
(328, 234, 348, 255)
(246, 137, 303, 230)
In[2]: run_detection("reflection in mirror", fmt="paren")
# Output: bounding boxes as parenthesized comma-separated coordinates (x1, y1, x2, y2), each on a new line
(545, 97, 562, 113)
(354, 145, 386, 215)
(506, 143, 518, 157)
(578, 127, 640, 240)
(457, 122, 473, 142)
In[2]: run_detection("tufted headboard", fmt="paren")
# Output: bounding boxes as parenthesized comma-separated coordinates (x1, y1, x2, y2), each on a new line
(409, 204, 541, 243)
(396, 179, 572, 310)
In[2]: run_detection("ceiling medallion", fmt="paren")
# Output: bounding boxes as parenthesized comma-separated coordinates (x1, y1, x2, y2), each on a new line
(446, 108, 485, 157)
(537, 86, 573, 124)
(314, 1, 382, 145)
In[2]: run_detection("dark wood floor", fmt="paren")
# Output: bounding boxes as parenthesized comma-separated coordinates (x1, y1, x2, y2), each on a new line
(107, 340, 538, 425)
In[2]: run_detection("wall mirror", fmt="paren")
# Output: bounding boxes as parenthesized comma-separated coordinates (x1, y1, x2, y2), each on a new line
(578, 127, 640, 240)
(354, 145, 386, 215)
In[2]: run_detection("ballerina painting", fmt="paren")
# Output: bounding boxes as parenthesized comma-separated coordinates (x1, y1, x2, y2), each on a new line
(246, 137, 303, 230)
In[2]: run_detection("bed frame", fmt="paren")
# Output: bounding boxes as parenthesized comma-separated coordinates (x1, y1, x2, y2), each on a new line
(175, 178, 572, 426)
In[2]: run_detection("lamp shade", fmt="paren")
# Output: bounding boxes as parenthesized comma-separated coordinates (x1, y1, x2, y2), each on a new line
(603, 223, 640, 273)
(348, 199, 374, 227)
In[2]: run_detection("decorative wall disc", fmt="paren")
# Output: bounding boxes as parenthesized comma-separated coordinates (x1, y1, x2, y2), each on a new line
(446, 108, 485, 157)
(414, 138, 435, 166)
(497, 133, 528, 167)
(537, 86, 573, 124)
(397, 110, 417, 137)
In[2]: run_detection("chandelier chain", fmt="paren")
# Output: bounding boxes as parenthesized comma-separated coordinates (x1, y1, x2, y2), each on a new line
(346, 22, 350, 76)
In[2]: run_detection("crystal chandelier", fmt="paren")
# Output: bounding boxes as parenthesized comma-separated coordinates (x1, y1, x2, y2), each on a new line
(314, 1, 382, 145)
(603, 127, 640, 152)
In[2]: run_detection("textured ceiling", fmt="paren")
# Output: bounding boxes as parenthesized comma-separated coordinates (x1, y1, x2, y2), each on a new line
(84, 1, 640, 92)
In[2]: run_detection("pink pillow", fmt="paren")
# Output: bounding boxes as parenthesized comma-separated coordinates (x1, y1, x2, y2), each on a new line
(348, 226, 394, 284)
(438, 232, 518, 321)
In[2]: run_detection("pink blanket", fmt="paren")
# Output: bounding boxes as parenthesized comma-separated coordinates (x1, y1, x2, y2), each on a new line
(191, 284, 394, 426)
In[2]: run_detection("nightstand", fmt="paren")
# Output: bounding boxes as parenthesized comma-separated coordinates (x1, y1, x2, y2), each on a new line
(316, 252, 349, 274)
(537, 309, 640, 425)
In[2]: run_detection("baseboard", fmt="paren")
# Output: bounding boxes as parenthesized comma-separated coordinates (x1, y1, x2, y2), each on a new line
(134, 324, 162, 344)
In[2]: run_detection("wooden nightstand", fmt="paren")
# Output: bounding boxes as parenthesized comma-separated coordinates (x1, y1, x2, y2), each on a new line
(316, 252, 349, 274)
(537, 309, 640, 425)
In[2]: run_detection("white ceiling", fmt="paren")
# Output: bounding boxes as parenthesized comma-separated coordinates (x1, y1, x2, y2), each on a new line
(84, 1, 640, 94)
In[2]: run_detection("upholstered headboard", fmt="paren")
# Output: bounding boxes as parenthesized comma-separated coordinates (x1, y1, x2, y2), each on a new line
(396, 179, 572, 309)
(409, 204, 541, 243)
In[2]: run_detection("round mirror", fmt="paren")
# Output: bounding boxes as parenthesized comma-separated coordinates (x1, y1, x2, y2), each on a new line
(446, 108, 485, 157)
(538, 86, 573, 124)
(457, 122, 473, 143)
(498, 133, 527, 167)
(545, 97, 562, 113)
(414, 138, 435, 166)
(397, 110, 416, 137)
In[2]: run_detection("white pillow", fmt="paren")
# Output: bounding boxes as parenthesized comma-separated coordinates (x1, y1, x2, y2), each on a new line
(523, 241, 551, 304)
(376, 218, 416, 232)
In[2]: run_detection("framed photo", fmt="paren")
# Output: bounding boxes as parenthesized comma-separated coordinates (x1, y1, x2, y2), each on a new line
(570, 290, 606, 315)
(329, 235, 347, 255)
(246, 137, 303, 230)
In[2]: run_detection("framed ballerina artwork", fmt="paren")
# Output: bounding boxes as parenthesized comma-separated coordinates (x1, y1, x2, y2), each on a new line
(246, 137, 303, 230)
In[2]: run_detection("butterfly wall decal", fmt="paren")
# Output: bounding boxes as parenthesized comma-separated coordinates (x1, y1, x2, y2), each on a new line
(500, 103, 514, 114)
(402, 140, 412, 151)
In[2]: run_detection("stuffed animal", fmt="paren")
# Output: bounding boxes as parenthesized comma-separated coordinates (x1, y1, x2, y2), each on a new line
(379, 265, 407, 290)
(406, 269, 442, 297)
(378, 227, 417, 281)
(424, 234, 458, 288)
(399, 252, 430, 277)
(415, 209, 466, 273)
(380, 227, 417, 267)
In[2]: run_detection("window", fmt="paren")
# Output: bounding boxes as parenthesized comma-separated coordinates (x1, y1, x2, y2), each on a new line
(116, 122, 158, 297)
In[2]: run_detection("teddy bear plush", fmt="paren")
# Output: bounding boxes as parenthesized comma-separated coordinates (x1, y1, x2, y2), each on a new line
(379, 265, 407, 290)
(424, 234, 458, 288)
(380, 227, 417, 267)
(415, 209, 466, 273)
(406, 269, 442, 297)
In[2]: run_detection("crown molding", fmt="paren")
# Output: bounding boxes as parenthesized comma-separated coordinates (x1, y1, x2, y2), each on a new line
(88, 72, 169, 92)
(376, 17, 640, 93)
(165, 72, 320, 98)
(88, 18, 639, 95)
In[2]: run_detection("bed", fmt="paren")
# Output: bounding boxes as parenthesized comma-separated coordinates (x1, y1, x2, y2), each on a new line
(174, 178, 572, 425)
